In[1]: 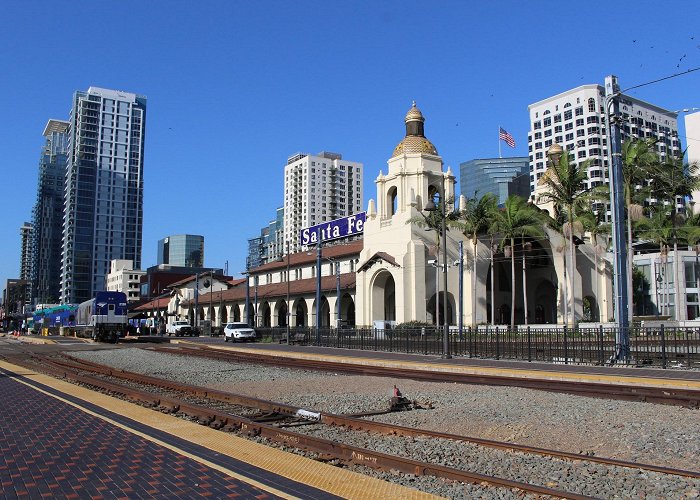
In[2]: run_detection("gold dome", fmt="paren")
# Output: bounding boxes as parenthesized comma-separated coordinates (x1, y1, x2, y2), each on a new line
(404, 101, 425, 123)
(392, 136, 438, 157)
(392, 101, 438, 157)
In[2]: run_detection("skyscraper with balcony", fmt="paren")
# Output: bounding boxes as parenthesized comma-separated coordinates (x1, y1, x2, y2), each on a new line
(19, 222, 33, 282)
(157, 235, 204, 267)
(527, 77, 679, 202)
(60, 87, 146, 304)
(31, 119, 69, 304)
(283, 151, 363, 253)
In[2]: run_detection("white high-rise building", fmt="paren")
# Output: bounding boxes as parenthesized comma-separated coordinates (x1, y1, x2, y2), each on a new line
(528, 77, 680, 203)
(686, 112, 700, 212)
(60, 87, 146, 304)
(283, 151, 363, 253)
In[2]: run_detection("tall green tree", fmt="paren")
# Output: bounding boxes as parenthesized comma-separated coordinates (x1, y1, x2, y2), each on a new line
(455, 193, 498, 327)
(407, 196, 458, 325)
(537, 150, 591, 326)
(648, 155, 700, 319)
(579, 208, 611, 321)
(490, 195, 545, 329)
(622, 138, 659, 320)
(636, 210, 674, 317)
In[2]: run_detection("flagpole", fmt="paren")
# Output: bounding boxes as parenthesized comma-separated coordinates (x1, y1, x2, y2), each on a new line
(498, 126, 502, 158)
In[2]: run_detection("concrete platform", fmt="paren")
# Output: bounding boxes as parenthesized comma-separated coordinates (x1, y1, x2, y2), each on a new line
(0, 360, 436, 499)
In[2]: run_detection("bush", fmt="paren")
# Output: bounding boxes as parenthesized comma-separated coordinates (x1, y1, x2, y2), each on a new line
(394, 321, 433, 330)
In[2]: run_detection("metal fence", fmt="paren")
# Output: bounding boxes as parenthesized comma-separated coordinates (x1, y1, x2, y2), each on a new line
(254, 325, 700, 369)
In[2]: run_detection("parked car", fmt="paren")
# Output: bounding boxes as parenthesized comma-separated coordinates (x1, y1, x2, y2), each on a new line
(223, 322, 256, 342)
(166, 320, 196, 337)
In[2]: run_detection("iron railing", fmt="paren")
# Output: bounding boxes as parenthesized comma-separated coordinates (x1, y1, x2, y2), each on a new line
(253, 325, 700, 369)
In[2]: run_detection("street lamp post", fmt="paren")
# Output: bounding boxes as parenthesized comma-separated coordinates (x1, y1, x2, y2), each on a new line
(194, 273, 200, 330)
(209, 270, 213, 334)
(655, 265, 662, 319)
(425, 173, 451, 359)
(254, 275, 259, 328)
(286, 241, 291, 341)
(458, 240, 463, 339)
(329, 258, 341, 329)
(316, 230, 322, 344)
(244, 269, 250, 327)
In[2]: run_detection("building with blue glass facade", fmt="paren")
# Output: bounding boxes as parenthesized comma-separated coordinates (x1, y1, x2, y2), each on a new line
(158, 235, 204, 268)
(459, 157, 530, 206)
(247, 206, 285, 268)
(60, 87, 146, 304)
(32, 120, 69, 304)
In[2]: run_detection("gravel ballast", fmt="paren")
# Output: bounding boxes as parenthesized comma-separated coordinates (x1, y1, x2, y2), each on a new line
(71, 347, 700, 499)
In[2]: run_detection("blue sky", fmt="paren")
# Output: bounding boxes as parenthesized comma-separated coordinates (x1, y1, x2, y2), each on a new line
(2, 1, 699, 293)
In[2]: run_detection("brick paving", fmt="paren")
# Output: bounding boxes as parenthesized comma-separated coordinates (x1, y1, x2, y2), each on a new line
(0, 370, 335, 499)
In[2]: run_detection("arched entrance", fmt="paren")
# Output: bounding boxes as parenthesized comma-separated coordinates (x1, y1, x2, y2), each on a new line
(319, 297, 331, 327)
(293, 299, 307, 327)
(426, 291, 455, 325)
(583, 295, 598, 322)
(371, 270, 396, 322)
(340, 293, 355, 327)
(277, 300, 288, 327)
(262, 302, 271, 327)
(534, 279, 557, 324)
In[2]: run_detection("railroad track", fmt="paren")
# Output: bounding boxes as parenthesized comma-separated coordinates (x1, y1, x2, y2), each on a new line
(5, 350, 700, 499)
(158, 344, 700, 408)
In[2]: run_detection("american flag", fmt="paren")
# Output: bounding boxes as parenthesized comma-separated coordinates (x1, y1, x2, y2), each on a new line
(499, 127, 516, 148)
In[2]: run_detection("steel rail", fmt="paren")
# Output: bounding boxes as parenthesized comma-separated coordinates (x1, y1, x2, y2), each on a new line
(3, 353, 591, 500)
(163, 345, 700, 408)
(46, 352, 700, 481)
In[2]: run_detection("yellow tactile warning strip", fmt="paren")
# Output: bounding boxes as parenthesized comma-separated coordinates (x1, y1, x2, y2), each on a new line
(0, 360, 439, 500)
(201, 342, 700, 391)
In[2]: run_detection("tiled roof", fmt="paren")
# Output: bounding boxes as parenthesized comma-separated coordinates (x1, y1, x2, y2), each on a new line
(133, 297, 170, 311)
(249, 240, 363, 274)
(181, 273, 356, 306)
(167, 274, 233, 288)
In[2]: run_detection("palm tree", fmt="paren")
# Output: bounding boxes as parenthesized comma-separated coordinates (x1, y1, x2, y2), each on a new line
(455, 193, 498, 327)
(622, 138, 659, 320)
(648, 155, 700, 319)
(490, 195, 546, 329)
(636, 210, 674, 317)
(537, 149, 591, 326)
(407, 197, 457, 325)
(579, 208, 611, 321)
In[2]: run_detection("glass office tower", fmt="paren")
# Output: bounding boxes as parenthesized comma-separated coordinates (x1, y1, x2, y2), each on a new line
(60, 87, 146, 304)
(157, 235, 204, 268)
(31, 120, 69, 304)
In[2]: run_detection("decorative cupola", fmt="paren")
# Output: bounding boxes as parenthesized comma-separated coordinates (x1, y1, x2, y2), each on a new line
(391, 101, 438, 157)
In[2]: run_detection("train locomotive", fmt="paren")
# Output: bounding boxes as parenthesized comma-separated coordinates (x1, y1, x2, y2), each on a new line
(74, 291, 128, 342)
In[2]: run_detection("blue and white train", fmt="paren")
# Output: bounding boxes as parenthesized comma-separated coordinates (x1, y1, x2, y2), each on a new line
(74, 291, 128, 342)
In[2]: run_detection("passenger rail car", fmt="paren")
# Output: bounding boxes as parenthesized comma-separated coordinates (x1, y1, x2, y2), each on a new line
(75, 291, 128, 342)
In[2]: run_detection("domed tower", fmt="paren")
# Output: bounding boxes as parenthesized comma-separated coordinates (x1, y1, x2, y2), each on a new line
(356, 102, 459, 327)
(391, 101, 439, 158)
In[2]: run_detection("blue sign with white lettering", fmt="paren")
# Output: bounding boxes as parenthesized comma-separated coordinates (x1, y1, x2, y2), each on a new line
(299, 212, 366, 246)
